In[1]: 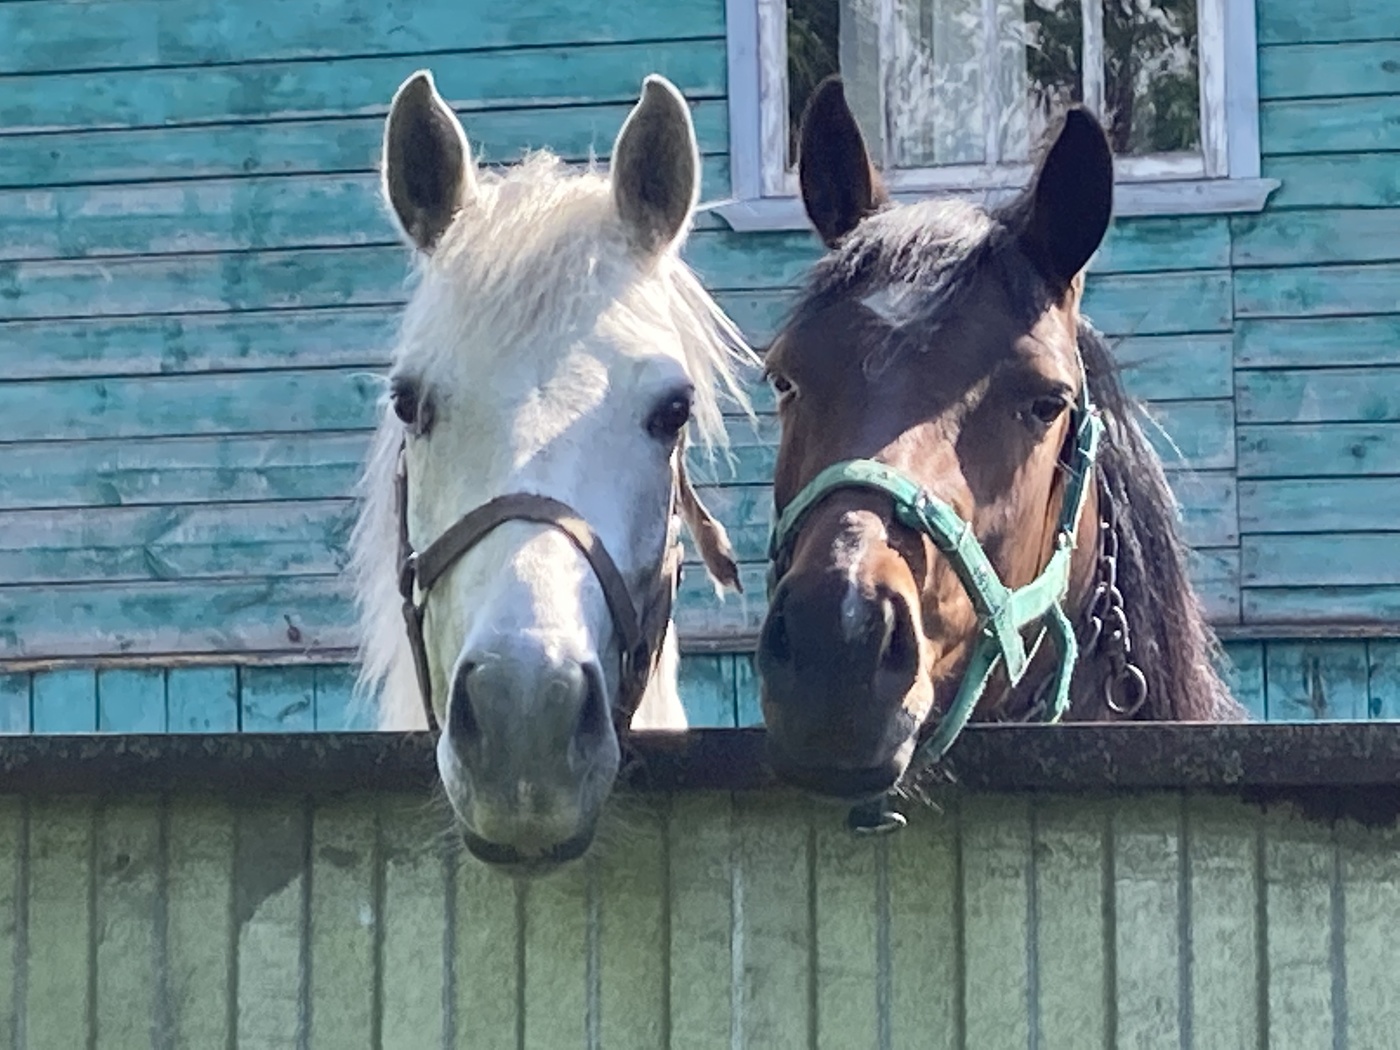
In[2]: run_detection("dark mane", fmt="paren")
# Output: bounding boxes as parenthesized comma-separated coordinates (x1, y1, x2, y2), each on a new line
(1075, 323, 1243, 720)
(778, 194, 1244, 723)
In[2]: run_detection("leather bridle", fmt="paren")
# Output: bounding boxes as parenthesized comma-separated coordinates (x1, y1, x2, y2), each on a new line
(394, 444, 686, 737)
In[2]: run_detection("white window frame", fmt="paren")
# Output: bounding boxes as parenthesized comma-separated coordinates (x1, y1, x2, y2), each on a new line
(715, 0, 1278, 231)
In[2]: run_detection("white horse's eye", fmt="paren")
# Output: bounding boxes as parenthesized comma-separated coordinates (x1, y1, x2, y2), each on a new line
(646, 392, 693, 441)
(390, 377, 432, 435)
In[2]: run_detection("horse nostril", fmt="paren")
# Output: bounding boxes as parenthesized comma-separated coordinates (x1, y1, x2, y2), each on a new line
(876, 594, 917, 679)
(575, 663, 609, 741)
(448, 662, 480, 744)
(760, 586, 792, 665)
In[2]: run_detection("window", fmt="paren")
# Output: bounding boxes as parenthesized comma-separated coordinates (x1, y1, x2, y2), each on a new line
(716, 0, 1277, 229)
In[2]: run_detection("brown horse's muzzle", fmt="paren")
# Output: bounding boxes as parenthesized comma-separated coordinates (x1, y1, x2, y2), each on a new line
(758, 555, 923, 797)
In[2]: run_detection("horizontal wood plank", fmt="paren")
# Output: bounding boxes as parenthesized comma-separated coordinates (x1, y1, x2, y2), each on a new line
(1260, 96, 1400, 155)
(1234, 263, 1400, 319)
(1258, 42, 1400, 100)
(0, 576, 356, 659)
(1237, 423, 1400, 479)
(1240, 478, 1400, 534)
(1243, 533, 1400, 588)
(1, 143, 728, 262)
(1237, 367, 1400, 424)
(0, 500, 355, 585)
(1258, 0, 1400, 46)
(0, 103, 729, 190)
(1231, 208, 1400, 268)
(1110, 335, 1233, 401)
(0, 308, 396, 381)
(1236, 317, 1400, 369)
(0, 433, 370, 511)
(0, 0, 725, 76)
(0, 370, 381, 443)
(1262, 154, 1400, 210)
(1, 42, 726, 135)
(1244, 586, 1400, 625)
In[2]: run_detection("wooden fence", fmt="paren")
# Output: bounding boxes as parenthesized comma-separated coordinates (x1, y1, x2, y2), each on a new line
(0, 726, 1393, 1049)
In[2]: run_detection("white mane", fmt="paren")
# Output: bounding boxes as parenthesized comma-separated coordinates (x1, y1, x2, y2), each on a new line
(349, 152, 754, 728)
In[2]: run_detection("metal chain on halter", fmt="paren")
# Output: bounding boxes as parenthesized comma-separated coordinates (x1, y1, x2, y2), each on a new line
(1079, 481, 1149, 718)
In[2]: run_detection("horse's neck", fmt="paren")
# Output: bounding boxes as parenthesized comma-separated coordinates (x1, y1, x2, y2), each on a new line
(628, 623, 688, 730)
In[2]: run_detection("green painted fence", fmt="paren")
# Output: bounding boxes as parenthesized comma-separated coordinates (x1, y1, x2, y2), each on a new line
(1, 0, 1399, 721)
(0, 747, 1395, 1049)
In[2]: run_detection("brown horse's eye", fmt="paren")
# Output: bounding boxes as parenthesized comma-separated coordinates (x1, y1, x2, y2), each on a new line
(768, 373, 795, 400)
(1025, 396, 1069, 429)
(647, 391, 693, 441)
(391, 377, 431, 435)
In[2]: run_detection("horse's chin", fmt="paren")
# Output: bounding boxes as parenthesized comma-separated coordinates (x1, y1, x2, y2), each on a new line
(459, 824, 597, 878)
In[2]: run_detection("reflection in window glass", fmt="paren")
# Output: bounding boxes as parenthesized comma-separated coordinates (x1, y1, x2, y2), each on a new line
(783, 0, 1201, 169)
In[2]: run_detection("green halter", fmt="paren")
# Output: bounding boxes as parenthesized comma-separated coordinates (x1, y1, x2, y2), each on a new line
(765, 382, 1104, 827)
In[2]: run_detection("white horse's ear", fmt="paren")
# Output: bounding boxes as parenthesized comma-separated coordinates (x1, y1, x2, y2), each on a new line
(611, 75, 701, 256)
(382, 70, 476, 252)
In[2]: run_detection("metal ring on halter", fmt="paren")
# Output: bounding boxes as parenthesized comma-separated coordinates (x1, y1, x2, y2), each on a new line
(846, 798, 908, 835)
(1105, 663, 1149, 717)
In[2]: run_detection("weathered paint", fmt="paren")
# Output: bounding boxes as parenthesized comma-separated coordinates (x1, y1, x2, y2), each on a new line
(0, 787, 1390, 1046)
(2, 0, 1398, 723)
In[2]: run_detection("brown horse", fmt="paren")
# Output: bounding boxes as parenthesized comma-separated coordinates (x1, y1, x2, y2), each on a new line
(757, 78, 1244, 806)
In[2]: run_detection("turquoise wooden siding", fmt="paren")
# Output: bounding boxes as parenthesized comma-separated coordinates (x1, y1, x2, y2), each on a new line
(1, 0, 1397, 720)
(0, 785, 1394, 1048)
(1, 638, 1394, 732)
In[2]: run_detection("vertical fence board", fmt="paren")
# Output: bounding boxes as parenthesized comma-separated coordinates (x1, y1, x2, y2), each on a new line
(520, 855, 589, 1050)
(961, 795, 1031, 1049)
(234, 800, 307, 1050)
(1338, 818, 1400, 1047)
(732, 792, 811, 1050)
(666, 793, 734, 1050)
(1263, 805, 1336, 1050)
(677, 654, 738, 728)
(24, 797, 94, 1049)
(1367, 639, 1400, 719)
(94, 798, 161, 1049)
(241, 667, 316, 733)
(0, 674, 31, 734)
(166, 667, 239, 733)
(453, 843, 521, 1050)
(1266, 641, 1370, 721)
(598, 798, 668, 1050)
(307, 797, 377, 1050)
(1187, 795, 1262, 1050)
(812, 811, 878, 1050)
(164, 796, 234, 1049)
(1033, 796, 1110, 1050)
(1220, 640, 1267, 720)
(1112, 795, 1183, 1050)
(378, 798, 446, 1049)
(96, 668, 166, 733)
(30, 668, 96, 733)
(887, 794, 959, 1050)
(313, 665, 374, 732)
(0, 798, 24, 1046)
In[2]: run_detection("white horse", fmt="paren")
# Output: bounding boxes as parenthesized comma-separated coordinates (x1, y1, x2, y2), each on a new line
(350, 71, 753, 874)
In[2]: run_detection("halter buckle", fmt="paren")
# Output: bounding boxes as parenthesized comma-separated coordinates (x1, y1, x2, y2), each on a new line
(397, 552, 418, 602)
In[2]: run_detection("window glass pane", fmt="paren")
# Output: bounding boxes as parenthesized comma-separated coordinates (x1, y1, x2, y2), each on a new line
(783, 0, 1201, 171)
(1022, 0, 1083, 160)
(787, 0, 841, 165)
(1102, 0, 1200, 155)
(888, 0, 986, 167)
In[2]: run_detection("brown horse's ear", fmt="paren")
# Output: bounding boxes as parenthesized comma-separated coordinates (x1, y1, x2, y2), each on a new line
(798, 77, 887, 248)
(676, 458, 743, 593)
(1019, 107, 1114, 289)
(382, 70, 475, 252)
